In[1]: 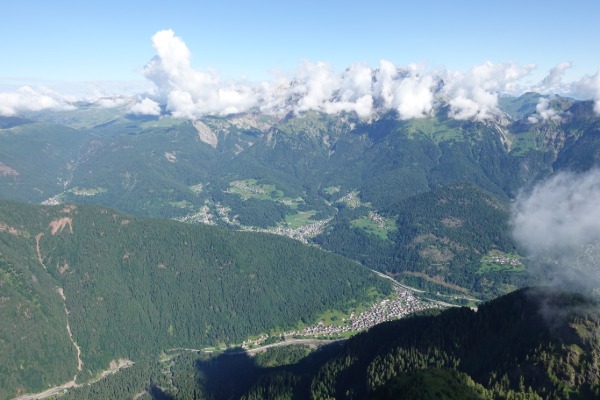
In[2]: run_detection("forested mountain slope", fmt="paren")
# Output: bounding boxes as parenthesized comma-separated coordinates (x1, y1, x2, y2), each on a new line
(0, 200, 389, 399)
(317, 184, 524, 298)
(2, 95, 600, 299)
(240, 286, 600, 399)
(4, 95, 597, 219)
(57, 287, 600, 399)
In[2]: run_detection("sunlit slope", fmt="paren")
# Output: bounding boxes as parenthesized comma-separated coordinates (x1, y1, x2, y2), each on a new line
(0, 200, 389, 397)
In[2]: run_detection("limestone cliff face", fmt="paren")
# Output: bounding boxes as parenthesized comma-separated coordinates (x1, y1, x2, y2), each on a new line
(193, 120, 218, 148)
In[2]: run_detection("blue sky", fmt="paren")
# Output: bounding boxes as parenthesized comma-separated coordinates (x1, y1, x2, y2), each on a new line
(1, 0, 599, 120)
(2, 0, 598, 86)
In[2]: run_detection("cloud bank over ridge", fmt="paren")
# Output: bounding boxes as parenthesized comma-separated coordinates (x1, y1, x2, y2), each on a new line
(132, 30, 600, 120)
(1, 29, 600, 120)
(0, 86, 75, 116)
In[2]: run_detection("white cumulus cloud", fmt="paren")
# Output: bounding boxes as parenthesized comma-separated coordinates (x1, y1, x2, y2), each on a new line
(0, 86, 74, 116)
(527, 97, 562, 123)
(128, 97, 161, 116)
(96, 96, 131, 108)
(570, 71, 600, 114)
(143, 29, 257, 119)
(372, 62, 435, 119)
(137, 30, 600, 121)
(323, 63, 374, 118)
(394, 73, 435, 119)
(533, 61, 572, 93)
(7, 30, 600, 122)
(443, 62, 536, 121)
(140, 31, 439, 120)
(293, 61, 340, 113)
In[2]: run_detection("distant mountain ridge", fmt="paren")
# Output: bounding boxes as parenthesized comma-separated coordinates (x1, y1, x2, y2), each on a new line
(1, 93, 599, 298)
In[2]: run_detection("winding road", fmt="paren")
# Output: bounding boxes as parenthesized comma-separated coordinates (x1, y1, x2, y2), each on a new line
(229, 338, 341, 356)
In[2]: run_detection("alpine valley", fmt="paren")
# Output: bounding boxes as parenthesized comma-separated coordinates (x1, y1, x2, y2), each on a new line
(1, 92, 600, 399)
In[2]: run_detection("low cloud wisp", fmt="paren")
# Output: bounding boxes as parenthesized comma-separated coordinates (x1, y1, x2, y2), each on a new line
(512, 169, 600, 291)
(0, 86, 74, 116)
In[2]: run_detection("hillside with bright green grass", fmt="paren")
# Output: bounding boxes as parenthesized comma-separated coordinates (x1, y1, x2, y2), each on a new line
(0, 200, 389, 398)
(316, 184, 525, 298)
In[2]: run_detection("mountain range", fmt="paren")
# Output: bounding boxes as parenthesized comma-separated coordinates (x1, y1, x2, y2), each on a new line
(1, 92, 600, 398)
(2, 93, 599, 298)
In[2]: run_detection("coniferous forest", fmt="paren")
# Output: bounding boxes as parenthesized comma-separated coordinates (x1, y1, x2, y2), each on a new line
(0, 200, 388, 398)
(57, 288, 600, 400)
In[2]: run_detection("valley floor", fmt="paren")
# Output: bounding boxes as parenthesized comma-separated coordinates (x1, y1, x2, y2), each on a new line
(225, 276, 450, 352)
(11, 274, 448, 400)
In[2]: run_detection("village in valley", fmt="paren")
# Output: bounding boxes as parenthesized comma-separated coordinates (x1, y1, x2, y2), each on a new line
(487, 253, 523, 267)
(242, 284, 439, 349)
(176, 181, 442, 348)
